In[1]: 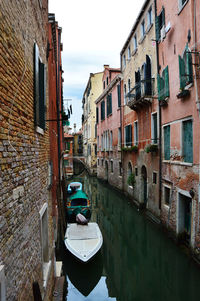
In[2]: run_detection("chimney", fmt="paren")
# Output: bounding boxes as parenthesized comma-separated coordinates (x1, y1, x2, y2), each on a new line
(104, 64, 109, 69)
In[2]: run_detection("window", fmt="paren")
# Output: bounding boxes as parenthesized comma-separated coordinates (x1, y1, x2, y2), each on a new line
(182, 119, 193, 163)
(134, 121, 138, 146)
(141, 20, 145, 39)
(133, 34, 137, 51)
(117, 83, 121, 107)
(101, 159, 104, 166)
(179, 44, 193, 90)
(157, 66, 169, 101)
(164, 186, 170, 205)
(155, 7, 165, 41)
(128, 162, 133, 178)
(96, 107, 99, 123)
(39, 203, 51, 288)
(111, 160, 113, 173)
(153, 172, 157, 184)
(103, 81, 105, 89)
(179, 0, 188, 11)
(110, 131, 113, 150)
(128, 46, 131, 60)
(164, 125, 170, 160)
(125, 124, 132, 147)
(101, 100, 105, 121)
(124, 84, 127, 104)
(101, 134, 103, 150)
(98, 158, 99, 165)
(151, 112, 158, 144)
(97, 136, 99, 151)
(148, 6, 153, 27)
(128, 79, 131, 93)
(106, 76, 109, 86)
(34, 43, 46, 131)
(107, 93, 112, 116)
(135, 167, 138, 176)
(0, 266, 6, 301)
(118, 127, 121, 149)
(123, 54, 126, 68)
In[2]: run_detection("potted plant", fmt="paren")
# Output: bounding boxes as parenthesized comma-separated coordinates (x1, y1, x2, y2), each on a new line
(145, 144, 158, 153)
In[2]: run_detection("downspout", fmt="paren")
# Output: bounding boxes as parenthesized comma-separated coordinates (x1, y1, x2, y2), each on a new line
(120, 79, 123, 191)
(57, 28, 61, 185)
(154, 0, 162, 210)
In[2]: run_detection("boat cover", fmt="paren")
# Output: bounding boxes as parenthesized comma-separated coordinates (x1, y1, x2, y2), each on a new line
(69, 191, 88, 200)
(66, 224, 98, 240)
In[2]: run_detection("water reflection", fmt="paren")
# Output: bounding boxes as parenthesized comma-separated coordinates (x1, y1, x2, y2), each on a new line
(64, 175, 200, 301)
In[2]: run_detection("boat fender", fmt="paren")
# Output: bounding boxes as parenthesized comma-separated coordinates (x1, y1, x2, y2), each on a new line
(76, 213, 88, 225)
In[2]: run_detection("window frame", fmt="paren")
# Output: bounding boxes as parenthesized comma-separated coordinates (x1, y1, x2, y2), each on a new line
(134, 121, 139, 146)
(151, 112, 158, 144)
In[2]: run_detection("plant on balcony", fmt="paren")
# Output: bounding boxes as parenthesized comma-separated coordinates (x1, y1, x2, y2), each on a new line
(122, 146, 138, 153)
(145, 144, 158, 153)
(127, 173, 136, 188)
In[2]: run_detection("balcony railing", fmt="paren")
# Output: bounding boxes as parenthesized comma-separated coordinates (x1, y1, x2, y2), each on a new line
(126, 78, 155, 110)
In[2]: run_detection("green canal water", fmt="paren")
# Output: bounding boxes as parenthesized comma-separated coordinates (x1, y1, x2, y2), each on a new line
(62, 175, 200, 301)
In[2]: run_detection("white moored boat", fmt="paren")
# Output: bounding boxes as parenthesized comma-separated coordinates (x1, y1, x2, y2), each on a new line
(64, 222, 103, 263)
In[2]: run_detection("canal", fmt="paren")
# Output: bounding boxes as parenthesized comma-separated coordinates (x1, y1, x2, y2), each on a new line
(61, 174, 200, 301)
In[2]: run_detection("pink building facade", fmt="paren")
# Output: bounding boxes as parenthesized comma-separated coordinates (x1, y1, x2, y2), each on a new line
(156, 0, 200, 249)
(96, 65, 123, 190)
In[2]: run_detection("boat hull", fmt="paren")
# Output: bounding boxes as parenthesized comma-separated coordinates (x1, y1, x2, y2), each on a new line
(64, 223, 103, 263)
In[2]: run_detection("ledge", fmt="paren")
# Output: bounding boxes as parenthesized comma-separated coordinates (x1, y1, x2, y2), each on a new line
(163, 160, 193, 167)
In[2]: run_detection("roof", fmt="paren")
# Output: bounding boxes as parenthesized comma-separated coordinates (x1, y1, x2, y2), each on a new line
(95, 74, 122, 104)
(120, 0, 150, 56)
(69, 190, 88, 200)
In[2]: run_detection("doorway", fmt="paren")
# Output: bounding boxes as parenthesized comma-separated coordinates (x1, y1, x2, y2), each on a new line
(141, 165, 147, 206)
(178, 193, 192, 241)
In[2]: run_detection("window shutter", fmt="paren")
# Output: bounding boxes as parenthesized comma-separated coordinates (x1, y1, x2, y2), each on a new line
(34, 43, 39, 126)
(157, 73, 164, 101)
(186, 44, 193, 84)
(145, 55, 152, 95)
(164, 125, 170, 160)
(39, 62, 46, 130)
(161, 7, 165, 27)
(183, 120, 193, 163)
(117, 84, 121, 107)
(179, 55, 186, 89)
(155, 16, 160, 41)
(164, 66, 169, 98)
(110, 93, 112, 114)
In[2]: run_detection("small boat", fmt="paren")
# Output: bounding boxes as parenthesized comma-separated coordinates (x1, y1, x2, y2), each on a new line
(67, 182, 82, 193)
(64, 222, 103, 263)
(66, 187, 91, 223)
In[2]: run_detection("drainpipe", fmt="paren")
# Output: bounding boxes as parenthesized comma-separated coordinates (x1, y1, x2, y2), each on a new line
(119, 79, 124, 191)
(154, 0, 162, 210)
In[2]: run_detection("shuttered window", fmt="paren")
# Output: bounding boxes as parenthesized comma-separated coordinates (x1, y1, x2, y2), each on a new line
(117, 84, 121, 107)
(178, 44, 193, 89)
(101, 100, 105, 121)
(155, 7, 165, 41)
(96, 107, 99, 124)
(157, 66, 169, 101)
(107, 93, 112, 116)
(34, 43, 46, 130)
(164, 125, 170, 160)
(183, 120, 193, 163)
(125, 124, 132, 147)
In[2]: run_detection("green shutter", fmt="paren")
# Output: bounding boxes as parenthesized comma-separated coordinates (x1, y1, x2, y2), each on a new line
(161, 7, 165, 27)
(110, 93, 112, 114)
(164, 125, 170, 160)
(157, 74, 161, 100)
(117, 84, 121, 107)
(155, 16, 160, 41)
(164, 66, 169, 98)
(183, 120, 193, 163)
(34, 43, 39, 126)
(186, 44, 193, 84)
(179, 55, 186, 89)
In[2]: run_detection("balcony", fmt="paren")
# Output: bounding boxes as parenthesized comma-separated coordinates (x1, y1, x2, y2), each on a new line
(126, 78, 155, 110)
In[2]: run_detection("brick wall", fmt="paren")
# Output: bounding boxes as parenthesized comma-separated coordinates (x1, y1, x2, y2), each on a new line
(0, 1, 55, 300)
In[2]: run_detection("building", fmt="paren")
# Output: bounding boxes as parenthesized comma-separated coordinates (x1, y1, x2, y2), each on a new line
(48, 13, 65, 249)
(82, 71, 103, 175)
(63, 132, 74, 178)
(96, 65, 123, 190)
(156, 0, 200, 249)
(120, 0, 159, 215)
(0, 1, 58, 299)
(73, 130, 83, 156)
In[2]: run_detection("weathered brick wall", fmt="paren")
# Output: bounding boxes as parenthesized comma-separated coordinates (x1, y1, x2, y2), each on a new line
(0, 1, 55, 300)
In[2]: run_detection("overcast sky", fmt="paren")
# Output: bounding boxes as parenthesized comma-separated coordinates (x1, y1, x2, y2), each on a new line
(49, 0, 144, 131)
